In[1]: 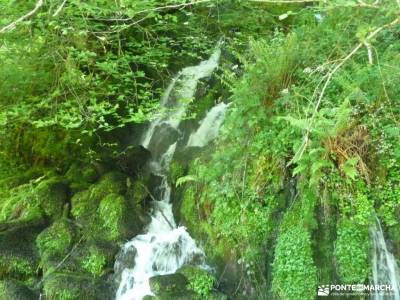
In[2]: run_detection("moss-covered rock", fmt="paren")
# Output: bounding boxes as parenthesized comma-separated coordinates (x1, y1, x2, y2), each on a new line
(0, 183, 42, 222)
(0, 175, 67, 223)
(0, 218, 47, 280)
(0, 280, 37, 300)
(169, 160, 186, 185)
(126, 177, 149, 207)
(35, 177, 68, 220)
(43, 272, 113, 300)
(37, 221, 74, 257)
(149, 273, 198, 300)
(36, 220, 76, 274)
(98, 193, 142, 241)
(80, 245, 108, 277)
(149, 273, 189, 294)
(177, 265, 222, 299)
(66, 163, 99, 192)
(71, 172, 127, 220)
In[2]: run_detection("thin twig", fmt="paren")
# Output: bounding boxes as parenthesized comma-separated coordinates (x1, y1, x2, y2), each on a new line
(0, 0, 44, 33)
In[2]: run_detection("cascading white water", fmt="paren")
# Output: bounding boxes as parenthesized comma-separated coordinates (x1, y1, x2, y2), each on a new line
(371, 215, 400, 300)
(115, 46, 227, 300)
(141, 47, 221, 150)
(186, 102, 230, 148)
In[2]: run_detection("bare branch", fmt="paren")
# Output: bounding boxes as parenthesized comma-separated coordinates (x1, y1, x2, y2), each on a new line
(89, 0, 213, 22)
(288, 17, 400, 166)
(364, 41, 373, 64)
(0, 0, 44, 34)
(53, 0, 68, 17)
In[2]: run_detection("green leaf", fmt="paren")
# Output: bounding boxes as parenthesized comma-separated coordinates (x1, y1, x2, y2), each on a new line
(176, 175, 198, 188)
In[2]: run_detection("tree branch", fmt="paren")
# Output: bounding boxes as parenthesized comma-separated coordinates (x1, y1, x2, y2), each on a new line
(53, 0, 68, 17)
(0, 0, 44, 33)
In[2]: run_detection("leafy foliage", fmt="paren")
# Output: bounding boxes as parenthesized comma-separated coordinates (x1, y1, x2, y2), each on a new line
(334, 220, 370, 284)
(272, 225, 317, 300)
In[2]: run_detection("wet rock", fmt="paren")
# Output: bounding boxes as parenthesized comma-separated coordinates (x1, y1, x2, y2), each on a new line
(116, 145, 151, 176)
(114, 245, 137, 283)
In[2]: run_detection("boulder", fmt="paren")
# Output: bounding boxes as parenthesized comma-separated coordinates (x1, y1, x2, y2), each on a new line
(43, 272, 113, 300)
(36, 220, 76, 274)
(0, 280, 37, 300)
(71, 172, 127, 221)
(0, 218, 47, 280)
(0, 176, 67, 223)
(35, 177, 68, 220)
(66, 163, 99, 192)
(149, 273, 199, 299)
(98, 193, 142, 241)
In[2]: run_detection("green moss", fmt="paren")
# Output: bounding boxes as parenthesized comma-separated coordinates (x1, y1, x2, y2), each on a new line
(71, 172, 127, 220)
(66, 163, 98, 192)
(178, 266, 216, 299)
(98, 193, 125, 241)
(0, 280, 37, 300)
(0, 219, 46, 280)
(127, 179, 149, 207)
(36, 221, 74, 263)
(334, 219, 370, 284)
(0, 259, 36, 279)
(0, 175, 67, 223)
(169, 161, 185, 185)
(43, 272, 112, 300)
(149, 273, 188, 296)
(81, 246, 107, 277)
(35, 178, 68, 220)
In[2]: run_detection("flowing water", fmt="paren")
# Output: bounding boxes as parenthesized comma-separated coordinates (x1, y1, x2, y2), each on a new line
(371, 215, 400, 300)
(115, 47, 227, 300)
(187, 102, 230, 148)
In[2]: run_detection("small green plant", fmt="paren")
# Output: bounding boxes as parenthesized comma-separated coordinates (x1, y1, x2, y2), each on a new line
(81, 248, 106, 277)
(188, 273, 215, 298)
(334, 220, 370, 284)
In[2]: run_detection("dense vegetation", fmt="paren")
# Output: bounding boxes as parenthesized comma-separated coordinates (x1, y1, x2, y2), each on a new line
(0, 0, 399, 299)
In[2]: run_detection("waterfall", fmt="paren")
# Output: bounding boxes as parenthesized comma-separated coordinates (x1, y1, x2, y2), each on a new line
(371, 215, 400, 300)
(186, 102, 230, 148)
(114, 46, 228, 300)
(140, 47, 221, 151)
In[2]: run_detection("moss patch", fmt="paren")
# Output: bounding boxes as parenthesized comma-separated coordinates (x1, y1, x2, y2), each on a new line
(0, 280, 37, 300)
(71, 172, 127, 220)
(0, 219, 47, 280)
(43, 272, 112, 300)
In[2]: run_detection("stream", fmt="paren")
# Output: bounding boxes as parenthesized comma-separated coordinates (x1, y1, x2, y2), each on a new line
(114, 46, 228, 300)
